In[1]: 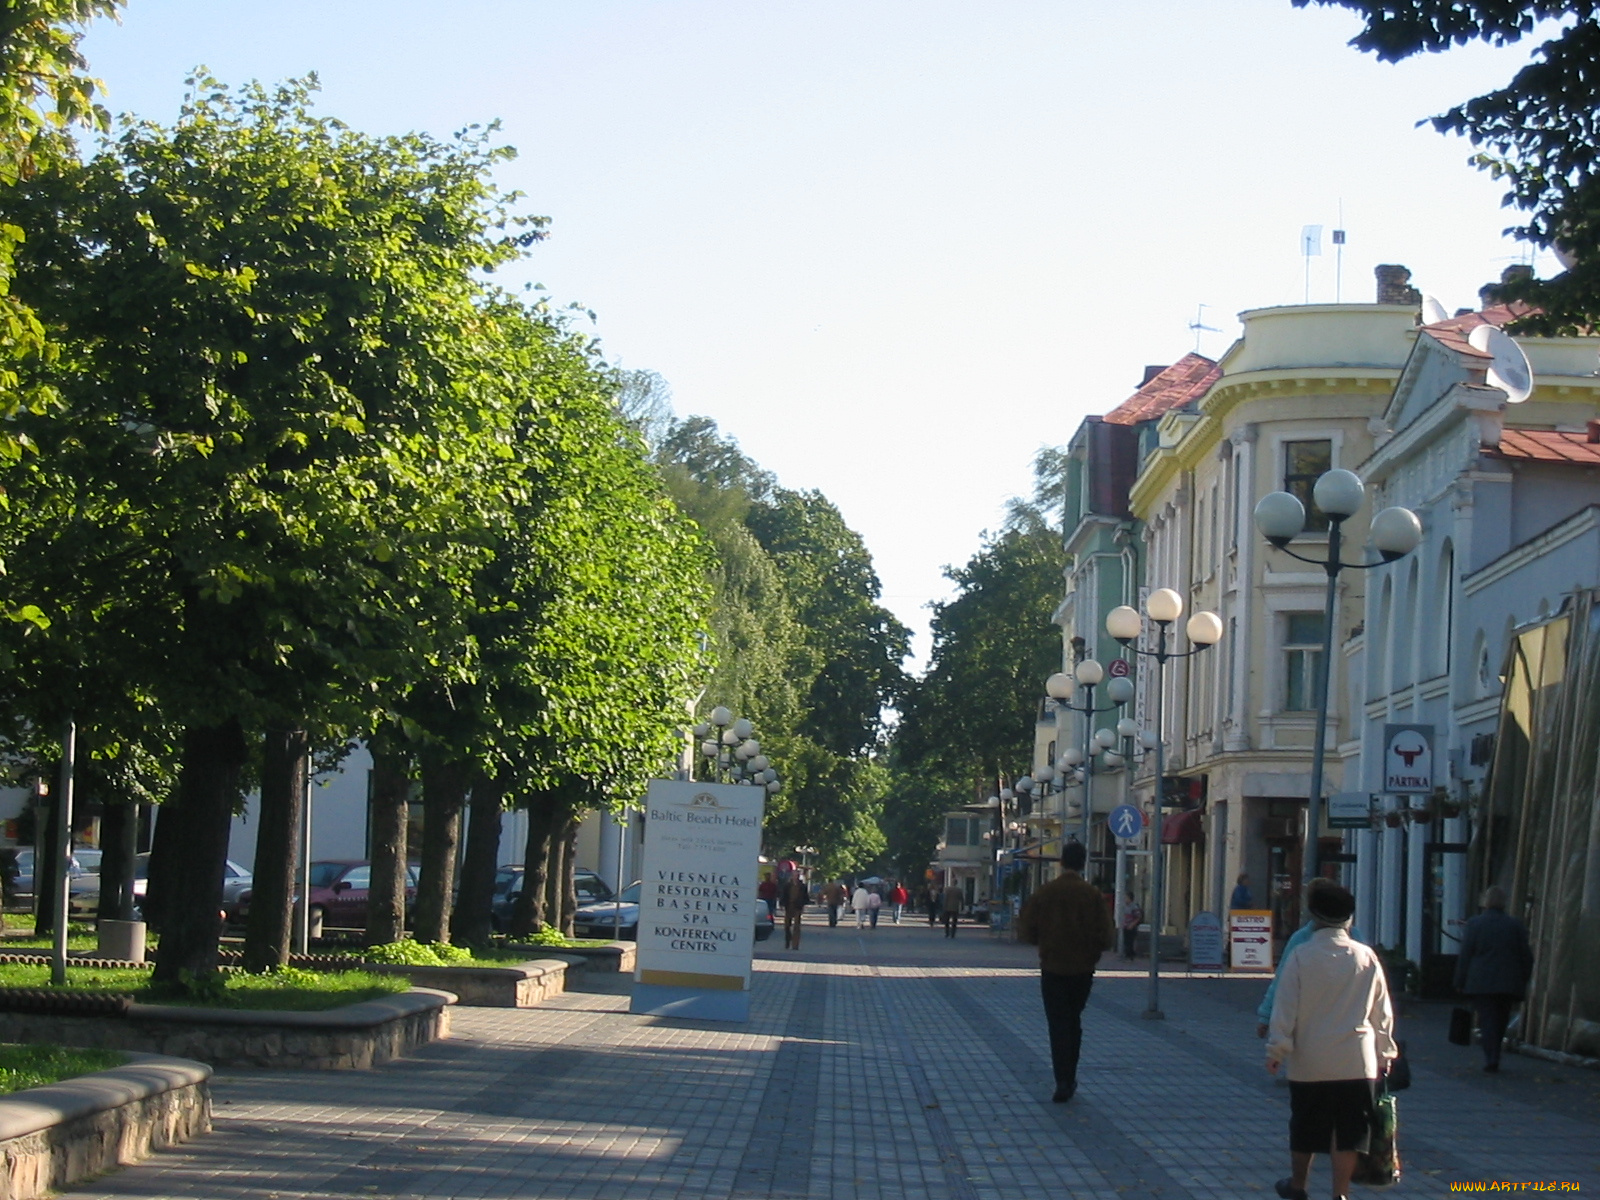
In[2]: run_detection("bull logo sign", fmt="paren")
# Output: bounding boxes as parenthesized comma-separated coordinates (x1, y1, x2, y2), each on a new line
(1383, 724, 1435, 794)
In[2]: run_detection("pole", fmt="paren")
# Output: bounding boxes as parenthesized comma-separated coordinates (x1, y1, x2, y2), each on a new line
(52, 717, 75, 987)
(1080, 684, 1096, 849)
(1304, 521, 1343, 888)
(1146, 624, 1168, 1020)
(295, 754, 312, 954)
(613, 810, 626, 940)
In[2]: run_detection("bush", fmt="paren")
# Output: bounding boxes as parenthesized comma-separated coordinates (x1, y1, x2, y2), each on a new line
(363, 939, 469, 967)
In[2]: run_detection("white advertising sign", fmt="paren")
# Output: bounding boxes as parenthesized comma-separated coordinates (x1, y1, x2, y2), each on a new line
(631, 780, 765, 1021)
(1189, 911, 1224, 969)
(1383, 724, 1435, 795)
(1229, 909, 1273, 971)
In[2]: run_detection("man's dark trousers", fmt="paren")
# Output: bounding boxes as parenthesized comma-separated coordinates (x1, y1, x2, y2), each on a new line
(943, 910, 959, 938)
(827, 904, 840, 927)
(1040, 970, 1094, 1094)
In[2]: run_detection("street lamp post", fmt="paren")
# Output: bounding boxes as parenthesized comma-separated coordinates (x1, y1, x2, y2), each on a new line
(1046, 665, 1134, 858)
(1252, 470, 1421, 887)
(1106, 590, 1223, 1019)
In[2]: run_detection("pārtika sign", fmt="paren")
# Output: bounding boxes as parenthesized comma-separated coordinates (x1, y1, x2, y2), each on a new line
(1382, 724, 1434, 795)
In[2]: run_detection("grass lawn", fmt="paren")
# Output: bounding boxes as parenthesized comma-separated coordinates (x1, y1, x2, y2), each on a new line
(0, 1044, 127, 1094)
(0, 934, 100, 952)
(0, 963, 409, 1011)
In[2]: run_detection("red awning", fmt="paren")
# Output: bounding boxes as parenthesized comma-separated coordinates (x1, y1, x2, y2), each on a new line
(1161, 808, 1204, 845)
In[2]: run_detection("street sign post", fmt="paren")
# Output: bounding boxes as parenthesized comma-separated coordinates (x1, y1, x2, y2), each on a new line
(1229, 909, 1273, 970)
(1108, 804, 1143, 842)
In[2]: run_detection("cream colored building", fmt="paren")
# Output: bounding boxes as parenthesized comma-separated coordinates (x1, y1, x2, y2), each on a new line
(1128, 298, 1423, 940)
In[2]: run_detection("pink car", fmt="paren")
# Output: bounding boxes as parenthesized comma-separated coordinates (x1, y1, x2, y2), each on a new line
(234, 860, 418, 931)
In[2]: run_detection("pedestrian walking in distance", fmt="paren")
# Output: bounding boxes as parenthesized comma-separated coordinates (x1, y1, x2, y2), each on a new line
(822, 880, 847, 927)
(1231, 873, 1254, 910)
(890, 883, 908, 923)
(852, 884, 871, 929)
(1016, 841, 1116, 1103)
(1454, 885, 1533, 1073)
(1119, 892, 1142, 962)
(940, 882, 963, 937)
(781, 873, 809, 951)
(1264, 883, 1396, 1200)
(867, 888, 882, 928)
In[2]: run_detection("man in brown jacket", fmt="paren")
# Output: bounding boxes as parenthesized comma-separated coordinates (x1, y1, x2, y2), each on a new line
(1017, 840, 1115, 1102)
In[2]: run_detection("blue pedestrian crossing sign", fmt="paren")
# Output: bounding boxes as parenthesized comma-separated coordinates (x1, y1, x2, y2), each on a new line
(1108, 804, 1143, 841)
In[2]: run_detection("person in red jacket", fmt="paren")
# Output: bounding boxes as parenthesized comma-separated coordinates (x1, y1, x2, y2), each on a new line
(889, 883, 909, 924)
(757, 876, 778, 919)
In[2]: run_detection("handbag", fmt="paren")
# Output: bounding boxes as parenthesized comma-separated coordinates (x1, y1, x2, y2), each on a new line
(1352, 1080, 1401, 1188)
(1449, 1006, 1474, 1047)
(1384, 1039, 1411, 1091)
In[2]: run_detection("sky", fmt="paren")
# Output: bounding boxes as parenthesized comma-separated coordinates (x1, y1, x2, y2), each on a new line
(80, 1, 1555, 666)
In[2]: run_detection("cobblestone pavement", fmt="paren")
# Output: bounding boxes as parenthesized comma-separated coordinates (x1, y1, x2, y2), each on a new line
(61, 913, 1599, 1199)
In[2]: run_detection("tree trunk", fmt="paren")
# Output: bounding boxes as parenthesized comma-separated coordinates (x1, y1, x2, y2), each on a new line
(151, 720, 249, 986)
(510, 793, 562, 938)
(242, 727, 308, 972)
(32, 793, 59, 939)
(411, 753, 469, 944)
(559, 814, 581, 935)
(450, 774, 505, 947)
(364, 739, 412, 947)
(97, 801, 138, 922)
(544, 821, 565, 934)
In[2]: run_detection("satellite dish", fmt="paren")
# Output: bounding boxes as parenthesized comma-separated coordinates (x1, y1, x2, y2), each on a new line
(1421, 295, 1450, 325)
(1468, 323, 1534, 404)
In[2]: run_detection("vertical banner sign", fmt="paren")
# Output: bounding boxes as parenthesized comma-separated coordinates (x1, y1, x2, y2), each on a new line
(1382, 724, 1435, 795)
(1189, 911, 1224, 969)
(631, 780, 765, 1022)
(1229, 909, 1273, 970)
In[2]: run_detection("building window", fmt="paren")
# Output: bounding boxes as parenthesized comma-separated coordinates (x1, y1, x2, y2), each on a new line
(1283, 611, 1326, 711)
(1284, 439, 1333, 532)
(943, 817, 980, 847)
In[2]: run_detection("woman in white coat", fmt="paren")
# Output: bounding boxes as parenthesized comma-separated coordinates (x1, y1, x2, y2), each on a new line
(1264, 883, 1396, 1200)
(851, 884, 871, 929)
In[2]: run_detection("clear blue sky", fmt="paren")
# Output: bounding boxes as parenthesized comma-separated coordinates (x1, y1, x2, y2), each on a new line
(81, 1, 1551, 664)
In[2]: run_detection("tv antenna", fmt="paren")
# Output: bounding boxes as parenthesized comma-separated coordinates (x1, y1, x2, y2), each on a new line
(1188, 303, 1220, 352)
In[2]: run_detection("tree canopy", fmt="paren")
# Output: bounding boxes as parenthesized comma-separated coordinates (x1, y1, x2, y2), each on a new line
(1297, 0, 1600, 329)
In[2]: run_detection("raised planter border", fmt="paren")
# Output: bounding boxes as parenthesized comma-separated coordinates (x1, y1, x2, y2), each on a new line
(505, 941, 635, 974)
(354, 959, 571, 1007)
(0, 1052, 211, 1200)
(0, 987, 454, 1070)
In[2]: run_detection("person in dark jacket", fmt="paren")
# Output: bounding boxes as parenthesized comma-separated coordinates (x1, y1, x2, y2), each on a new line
(1454, 885, 1534, 1072)
(1016, 841, 1116, 1102)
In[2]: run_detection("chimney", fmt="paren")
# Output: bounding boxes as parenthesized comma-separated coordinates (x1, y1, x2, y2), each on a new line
(1141, 365, 1167, 386)
(1375, 264, 1421, 306)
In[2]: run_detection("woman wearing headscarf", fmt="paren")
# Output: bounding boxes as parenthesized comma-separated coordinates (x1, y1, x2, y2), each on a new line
(1264, 883, 1396, 1200)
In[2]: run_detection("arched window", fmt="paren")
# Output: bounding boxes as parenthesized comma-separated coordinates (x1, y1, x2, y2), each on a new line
(1371, 576, 1393, 700)
(1438, 541, 1455, 678)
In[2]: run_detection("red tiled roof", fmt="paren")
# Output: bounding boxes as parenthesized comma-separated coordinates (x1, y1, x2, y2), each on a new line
(1421, 302, 1537, 359)
(1102, 353, 1220, 426)
(1487, 427, 1600, 465)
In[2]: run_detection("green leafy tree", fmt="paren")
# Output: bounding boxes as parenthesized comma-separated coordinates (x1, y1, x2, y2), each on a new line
(887, 523, 1065, 875)
(1297, 0, 1600, 329)
(0, 76, 538, 982)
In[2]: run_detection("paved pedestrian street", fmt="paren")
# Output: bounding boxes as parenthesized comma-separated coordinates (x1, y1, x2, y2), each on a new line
(62, 917, 1599, 1200)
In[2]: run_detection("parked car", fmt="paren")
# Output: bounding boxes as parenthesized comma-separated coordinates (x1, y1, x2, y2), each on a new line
(233, 860, 418, 931)
(490, 866, 614, 932)
(3, 847, 101, 908)
(68, 854, 250, 921)
(572, 882, 775, 942)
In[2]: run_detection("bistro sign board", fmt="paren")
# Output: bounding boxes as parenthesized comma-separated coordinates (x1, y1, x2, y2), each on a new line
(1383, 724, 1435, 795)
(630, 779, 766, 1022)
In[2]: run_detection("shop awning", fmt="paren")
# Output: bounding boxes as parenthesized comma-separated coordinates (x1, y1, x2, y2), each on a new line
(1161, 808, 1204, 845)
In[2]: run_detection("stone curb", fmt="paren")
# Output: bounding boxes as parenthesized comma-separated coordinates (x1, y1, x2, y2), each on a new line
(0, 1053, 210, 1144)
(123, 986, 457, 1028)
